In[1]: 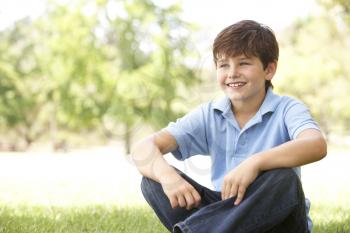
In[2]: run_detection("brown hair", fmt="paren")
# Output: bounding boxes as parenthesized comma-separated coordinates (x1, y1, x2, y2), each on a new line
(213, 20, 279, 91)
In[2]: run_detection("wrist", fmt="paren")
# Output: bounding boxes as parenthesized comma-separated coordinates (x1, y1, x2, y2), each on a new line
(251, 153, 264, 172)
(157, 166, 180, 184)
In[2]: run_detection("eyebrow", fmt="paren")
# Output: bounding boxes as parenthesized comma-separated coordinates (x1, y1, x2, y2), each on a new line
(217, 59, 227, 63)
(238, 56, 251, 60)
(217, 56, 251, 63)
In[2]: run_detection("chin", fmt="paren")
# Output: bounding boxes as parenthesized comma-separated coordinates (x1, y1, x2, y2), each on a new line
(226, 92, 245, 101)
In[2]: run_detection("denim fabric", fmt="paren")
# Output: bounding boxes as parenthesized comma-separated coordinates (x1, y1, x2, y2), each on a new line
(164, 89, 318, 231)
(141, 168, 309, 233)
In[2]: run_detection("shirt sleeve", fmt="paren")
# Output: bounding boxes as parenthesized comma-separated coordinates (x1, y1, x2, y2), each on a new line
(284, 99, 320, 140)
(164, 104, 209, 160)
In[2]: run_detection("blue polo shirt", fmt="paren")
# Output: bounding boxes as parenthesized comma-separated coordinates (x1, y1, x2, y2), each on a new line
(165, 88, 319, 231)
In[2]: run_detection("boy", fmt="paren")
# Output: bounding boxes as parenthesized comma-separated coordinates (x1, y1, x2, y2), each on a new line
(131, 20, 327, 233)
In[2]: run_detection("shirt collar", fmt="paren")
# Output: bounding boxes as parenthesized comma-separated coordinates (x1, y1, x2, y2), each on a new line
(259, 88, 281, 115)
(212, 88, 281, 116)
(212, 95, 231, 114)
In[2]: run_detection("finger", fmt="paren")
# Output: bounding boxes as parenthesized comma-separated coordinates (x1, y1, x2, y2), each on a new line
(229, 183, 238, 199)
(234, 186, 246, 206)
(177, 195, 187, 208)
(221, 183, 226, 200)
(192, 190, 201, 208)
(221, 186, 224, 200)
(170, 196, 179, 209)
(184, 192, 195, 210)
(222, 182, 231, 200)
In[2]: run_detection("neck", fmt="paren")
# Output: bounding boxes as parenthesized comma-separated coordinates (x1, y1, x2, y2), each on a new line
(231, 91, 266, 116)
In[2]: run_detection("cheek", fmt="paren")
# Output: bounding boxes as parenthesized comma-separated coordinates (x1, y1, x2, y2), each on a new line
(216, 71, 225, 83)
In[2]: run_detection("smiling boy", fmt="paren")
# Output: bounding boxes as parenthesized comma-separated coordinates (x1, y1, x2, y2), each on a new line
(132, 20, 327, 233)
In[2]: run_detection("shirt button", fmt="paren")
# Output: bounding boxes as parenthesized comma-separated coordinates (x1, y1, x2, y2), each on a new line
(240, 140, 246, 145)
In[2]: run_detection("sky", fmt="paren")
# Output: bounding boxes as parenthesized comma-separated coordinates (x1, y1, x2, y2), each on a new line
(0, 0, 318, 32)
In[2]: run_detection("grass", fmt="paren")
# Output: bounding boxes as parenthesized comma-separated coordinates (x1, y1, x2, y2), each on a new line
(0, 204, 167, 233)
(311, 204, 350, 233)
(0, 149, 349, 232)
(0, 203, 349, 233)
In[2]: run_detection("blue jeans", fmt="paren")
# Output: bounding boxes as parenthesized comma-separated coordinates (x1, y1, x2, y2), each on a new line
(141, 168, 309, 233)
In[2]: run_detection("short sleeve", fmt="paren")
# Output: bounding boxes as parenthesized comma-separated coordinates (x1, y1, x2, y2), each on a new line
(165, 104, 209, 160)
(284, 99, 320, 139)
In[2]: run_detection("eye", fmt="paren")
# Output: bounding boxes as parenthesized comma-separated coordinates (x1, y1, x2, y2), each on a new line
(219, 63, 228, 68)
(240, 62, 250, 66)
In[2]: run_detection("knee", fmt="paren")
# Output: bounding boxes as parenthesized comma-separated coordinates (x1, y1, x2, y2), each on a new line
(264, 168, 300, 185)
(272, 168, 297, 178)
(140, 176, 151, 197)
(140, 176, 160, 198)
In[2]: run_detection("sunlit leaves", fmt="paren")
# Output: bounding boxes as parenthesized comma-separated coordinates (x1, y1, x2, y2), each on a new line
(276, 14, 350, 134)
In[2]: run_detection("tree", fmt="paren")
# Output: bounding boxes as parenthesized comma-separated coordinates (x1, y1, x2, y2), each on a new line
(96, 0, 200, 153)
(320, 0, 350, 25)
(0, 18, 49, 150)
(276, 14, 350, 135)
(0, 0, 200, 153)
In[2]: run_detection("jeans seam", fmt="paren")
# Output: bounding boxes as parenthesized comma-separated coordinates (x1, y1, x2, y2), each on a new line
(177, 221, 194, 233)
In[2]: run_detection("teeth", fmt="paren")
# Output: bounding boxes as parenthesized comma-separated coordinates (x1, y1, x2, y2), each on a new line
(228, 82, 245, 87)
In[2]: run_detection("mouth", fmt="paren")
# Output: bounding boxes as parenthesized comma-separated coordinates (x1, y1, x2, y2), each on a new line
(226, 82, 247, 88)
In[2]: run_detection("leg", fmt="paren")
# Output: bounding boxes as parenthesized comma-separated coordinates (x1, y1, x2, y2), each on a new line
(174, 168, 309, 233)
(266, 171, 309, 233)
(141, 169, 221, 232)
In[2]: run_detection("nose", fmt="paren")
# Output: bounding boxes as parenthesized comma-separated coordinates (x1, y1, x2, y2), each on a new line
(228, 65, 238, 79)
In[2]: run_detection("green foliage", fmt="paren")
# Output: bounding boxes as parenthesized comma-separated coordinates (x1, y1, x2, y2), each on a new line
(97, 0, 200, 152)
(0, 19, 49, 148)
(319, 0, 350, 25)
(4, 0, 349, 150)
(0, 0, 199, 151)
(99, 0, 200, 130)
(276, 14, 350, 134)
(36, 1, 110, 130)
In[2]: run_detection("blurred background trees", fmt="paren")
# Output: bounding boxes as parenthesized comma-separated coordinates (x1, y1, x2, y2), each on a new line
(0, 0, 200, 153)
(276, 0, 350, 136)
(0, 0, 349, 153)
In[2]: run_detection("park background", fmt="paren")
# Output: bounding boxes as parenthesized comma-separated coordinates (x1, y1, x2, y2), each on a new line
(0, 0, 349, 232)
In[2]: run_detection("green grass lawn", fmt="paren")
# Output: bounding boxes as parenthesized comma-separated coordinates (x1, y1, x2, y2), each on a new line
(0, 204, 167, 233)
(0, 203, 349, 233)
(0, 150, 349, 232)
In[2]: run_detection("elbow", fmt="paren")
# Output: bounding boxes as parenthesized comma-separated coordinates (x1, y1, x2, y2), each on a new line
(130, 136, 153, 159)
(130, 135, 159, 168)
(316, 136, 327, 160)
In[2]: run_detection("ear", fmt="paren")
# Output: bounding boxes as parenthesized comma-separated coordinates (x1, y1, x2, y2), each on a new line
(265, 60, 277, 81)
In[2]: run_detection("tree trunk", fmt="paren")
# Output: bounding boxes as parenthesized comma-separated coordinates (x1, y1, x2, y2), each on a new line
(50, 103, 57, 151)
(124, 123, 131, 155)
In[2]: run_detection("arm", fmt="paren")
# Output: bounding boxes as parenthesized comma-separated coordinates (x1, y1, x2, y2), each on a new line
(222, 128, 327, 204)
(131, 129, 178, 182)
(254, 128, 327, 170)
(131, 129, 201, 210)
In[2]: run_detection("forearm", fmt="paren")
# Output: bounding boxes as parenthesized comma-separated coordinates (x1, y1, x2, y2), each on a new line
(254, 133, 327, 172)
(131, 136, 179, 183)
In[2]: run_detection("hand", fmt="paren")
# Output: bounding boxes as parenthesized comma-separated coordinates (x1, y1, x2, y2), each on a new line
(160, 172, 201, 210)
(221, 156, 261, 205)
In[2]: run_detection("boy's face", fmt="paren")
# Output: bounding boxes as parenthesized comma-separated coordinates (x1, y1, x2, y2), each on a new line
(216, 54, 276, 105)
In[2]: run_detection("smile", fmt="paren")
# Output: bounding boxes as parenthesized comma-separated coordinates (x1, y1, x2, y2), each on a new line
(226, 82, 246, 87)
